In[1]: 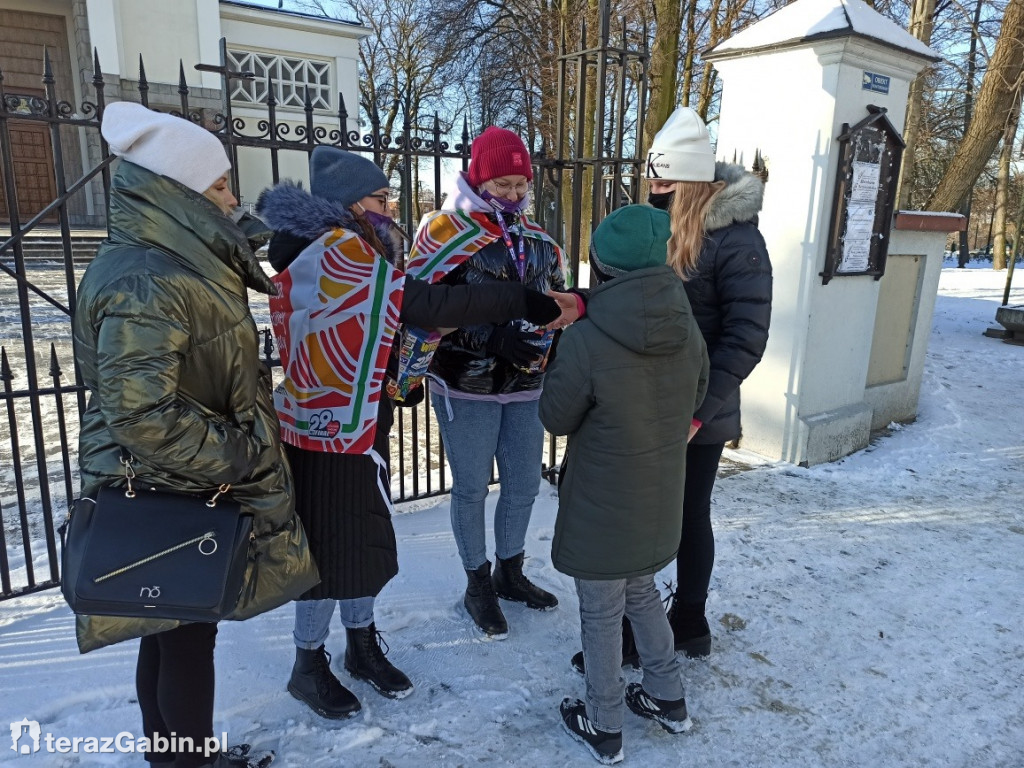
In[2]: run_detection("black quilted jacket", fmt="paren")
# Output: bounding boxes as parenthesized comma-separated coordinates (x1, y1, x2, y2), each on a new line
(686, 163, 773, 445)
(430, 213, 567, 395)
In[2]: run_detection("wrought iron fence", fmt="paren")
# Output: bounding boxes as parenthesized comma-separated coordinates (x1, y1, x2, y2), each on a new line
(0, 11, 648, 600)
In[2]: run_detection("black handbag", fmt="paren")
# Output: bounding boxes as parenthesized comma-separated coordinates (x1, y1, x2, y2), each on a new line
(60, 453, 254, 622)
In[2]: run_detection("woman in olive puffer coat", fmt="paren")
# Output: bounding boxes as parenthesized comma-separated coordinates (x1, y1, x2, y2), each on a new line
(72, 103, 316, 768)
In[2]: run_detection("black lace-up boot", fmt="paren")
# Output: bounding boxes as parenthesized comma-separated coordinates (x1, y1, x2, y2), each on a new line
(493, 552, 558, 610)
(666, 593, 712, 658)
(199, 744, 275, 767)
(287, 645, 361, 719)
(343, 623, 413, 699)
(464, 561, 509, 638)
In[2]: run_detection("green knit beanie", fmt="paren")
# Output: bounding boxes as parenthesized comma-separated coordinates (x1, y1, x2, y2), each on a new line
(590, 205, 672, 277)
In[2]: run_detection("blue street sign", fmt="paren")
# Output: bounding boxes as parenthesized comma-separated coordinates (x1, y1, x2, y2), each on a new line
(862, 72, 890, 94)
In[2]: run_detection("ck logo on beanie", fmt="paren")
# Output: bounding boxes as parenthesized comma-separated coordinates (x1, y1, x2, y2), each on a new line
(512, 152, 523, 167)
(644, 106, 716, 182)
(646, 152, 665, 179)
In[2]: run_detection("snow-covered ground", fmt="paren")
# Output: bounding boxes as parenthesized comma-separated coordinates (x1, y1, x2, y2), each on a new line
(1, 265, 1022, 767)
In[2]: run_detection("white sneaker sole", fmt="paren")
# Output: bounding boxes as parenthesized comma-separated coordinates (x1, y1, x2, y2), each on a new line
(654, 714, 693, 734)
(560, 719, 624, 765)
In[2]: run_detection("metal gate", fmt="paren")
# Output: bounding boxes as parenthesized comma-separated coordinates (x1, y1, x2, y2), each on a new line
(0, 11, 648, 600)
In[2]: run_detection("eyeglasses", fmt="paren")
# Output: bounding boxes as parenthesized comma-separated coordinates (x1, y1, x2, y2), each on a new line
(488, 179, 530, 196)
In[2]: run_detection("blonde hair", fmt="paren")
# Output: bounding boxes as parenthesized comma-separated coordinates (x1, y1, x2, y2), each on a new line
(666, 180, 725, 278)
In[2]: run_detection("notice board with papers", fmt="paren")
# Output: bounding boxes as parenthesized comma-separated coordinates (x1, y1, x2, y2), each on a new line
(822, 105, 905, 285)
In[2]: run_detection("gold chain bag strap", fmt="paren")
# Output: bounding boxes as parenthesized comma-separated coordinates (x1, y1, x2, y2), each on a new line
(60, 453, 254, 622)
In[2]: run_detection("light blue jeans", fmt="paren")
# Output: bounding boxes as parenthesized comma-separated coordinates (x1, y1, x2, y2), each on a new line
(293, 597, 375, 650)
(576, 576, 685, 732)
(432, 397, 545, 570)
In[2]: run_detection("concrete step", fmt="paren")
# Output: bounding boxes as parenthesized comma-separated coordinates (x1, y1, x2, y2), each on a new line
(2, 235, 106, 264)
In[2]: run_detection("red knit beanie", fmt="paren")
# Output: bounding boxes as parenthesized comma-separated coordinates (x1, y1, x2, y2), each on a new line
(467, 126, 533, 187)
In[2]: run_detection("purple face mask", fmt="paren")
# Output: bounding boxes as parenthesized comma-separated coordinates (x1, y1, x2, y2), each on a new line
(480, 189, 526, 214)
(361, 208, 394, 229)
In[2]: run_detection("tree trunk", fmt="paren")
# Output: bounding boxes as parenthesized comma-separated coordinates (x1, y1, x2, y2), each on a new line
(696, 60, 716, 120)
(643, 0, 684, 157)
(578, 0, 601, 269)
(956, 0, 984, 268)
(926, 0, 1024, 213)
(992, 95, 1022, 270)
(896, 0, 937, 210)
(679, 0, 699, 108)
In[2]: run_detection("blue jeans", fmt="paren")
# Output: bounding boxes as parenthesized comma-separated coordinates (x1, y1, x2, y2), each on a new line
(293, 597, 375, 650)
(432, 397, 544, 570)
(576, 576, 685, 733)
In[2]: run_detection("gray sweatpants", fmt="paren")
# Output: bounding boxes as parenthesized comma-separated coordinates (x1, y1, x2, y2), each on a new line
(576, 575, 685, 732)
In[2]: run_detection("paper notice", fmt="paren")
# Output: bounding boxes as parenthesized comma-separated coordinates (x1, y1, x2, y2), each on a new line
(838, 161, 881, 272)
(840, 197, 877, 272)
(850, 161, 880, 203)
(840, 238, 871, 272)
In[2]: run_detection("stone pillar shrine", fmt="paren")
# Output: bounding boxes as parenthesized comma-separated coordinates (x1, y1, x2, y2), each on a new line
(704, 0, 964, 465)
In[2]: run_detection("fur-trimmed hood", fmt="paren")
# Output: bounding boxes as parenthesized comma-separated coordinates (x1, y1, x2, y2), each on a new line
(256, 180, 402, 269)
(706, 162, 764, 232)
(258, 181, 363, 240)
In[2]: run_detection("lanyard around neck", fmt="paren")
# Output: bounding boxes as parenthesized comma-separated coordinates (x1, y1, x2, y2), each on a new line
(494, 212, 527, 282)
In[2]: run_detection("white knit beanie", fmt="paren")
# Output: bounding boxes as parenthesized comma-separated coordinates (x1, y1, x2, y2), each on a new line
(645, 106, 715, 182)
(101, 102, 230, 193)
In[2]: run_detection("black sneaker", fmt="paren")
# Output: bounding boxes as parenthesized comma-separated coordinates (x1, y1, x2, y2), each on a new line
(559, 697, 623, 765)
(624, 683, 692, 734)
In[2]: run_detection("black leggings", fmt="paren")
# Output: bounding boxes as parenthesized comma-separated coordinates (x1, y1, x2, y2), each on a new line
(136, 622, 218, 767)
(675, 442, 725, 606)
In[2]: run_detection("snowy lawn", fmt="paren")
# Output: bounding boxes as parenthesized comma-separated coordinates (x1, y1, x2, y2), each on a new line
(1, 266, 1022, 767)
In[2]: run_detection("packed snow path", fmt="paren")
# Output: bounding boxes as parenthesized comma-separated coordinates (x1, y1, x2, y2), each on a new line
(1, 266, 1020, 767)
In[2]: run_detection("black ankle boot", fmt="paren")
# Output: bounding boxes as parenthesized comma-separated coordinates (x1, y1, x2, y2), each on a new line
(667, 597, 712, 658)
(344, 623, 413, 699)
(287, 645, 361, 719)
(200, 744, 275, 767)
(464, 561, 509, 638)
(493, 552, 558, 610)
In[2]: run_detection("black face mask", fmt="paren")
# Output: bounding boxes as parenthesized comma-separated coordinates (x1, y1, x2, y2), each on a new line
(648, 190, 674, 210)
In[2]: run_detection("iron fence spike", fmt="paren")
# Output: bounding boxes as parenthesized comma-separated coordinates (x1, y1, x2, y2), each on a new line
(49, 345, 61, 378)
(42, 47, 55, 84)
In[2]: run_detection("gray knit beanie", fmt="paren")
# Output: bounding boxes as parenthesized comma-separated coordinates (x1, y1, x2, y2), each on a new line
(309, 146, 389, 208)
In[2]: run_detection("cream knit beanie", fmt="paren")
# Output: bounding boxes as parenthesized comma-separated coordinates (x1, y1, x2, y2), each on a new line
(101, 102, 230, 193)
(645, 106, 715, 182)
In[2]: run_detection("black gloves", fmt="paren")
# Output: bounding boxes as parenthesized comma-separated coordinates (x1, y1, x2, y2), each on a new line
(522, 288, 561, 326)
(486, 326, 543, 368)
